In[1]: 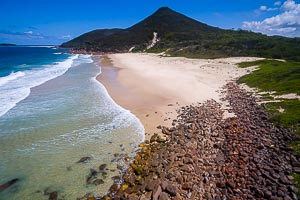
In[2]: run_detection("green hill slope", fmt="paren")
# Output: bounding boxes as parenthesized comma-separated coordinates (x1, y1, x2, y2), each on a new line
(61, 7, 300, 61)
(62, 29, 122, 50)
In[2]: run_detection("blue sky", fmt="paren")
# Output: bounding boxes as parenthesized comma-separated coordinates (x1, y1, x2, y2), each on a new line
(0, 0, 299, 45)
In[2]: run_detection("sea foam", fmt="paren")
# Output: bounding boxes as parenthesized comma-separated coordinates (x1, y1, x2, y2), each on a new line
(0, 54, 78, 117)
(0, 71, 25, 87)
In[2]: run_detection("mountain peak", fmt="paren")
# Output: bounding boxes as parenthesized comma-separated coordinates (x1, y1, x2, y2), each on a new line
(155, 7, 173, 12)
(150, 7, 182, 18)
(150, 6, 183, 18)
(61, 7, 300, 61)
(128, 5, 215, 34)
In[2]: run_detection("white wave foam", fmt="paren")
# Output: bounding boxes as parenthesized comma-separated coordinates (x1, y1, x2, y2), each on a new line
(0, 54, 79, 117)
(91, 63, 145, 141)
(0, 71, 25, 87)
(11, 55, 145, 153)
(25, 45, 55, 48)
(76, 54, 93, 63)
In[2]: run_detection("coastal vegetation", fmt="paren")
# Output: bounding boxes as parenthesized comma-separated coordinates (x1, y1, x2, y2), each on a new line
(238, 60, 300, 95)
(238, 59, 300, 135)
(61, 7, 300, 61)
(61, 29, 122, 50)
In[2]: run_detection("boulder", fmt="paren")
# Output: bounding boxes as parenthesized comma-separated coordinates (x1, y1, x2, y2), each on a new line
(93, 179, 104, 185)
(99, 164, 107, 170)
(159, 192, 169, 200)
(49, 191, 58, 200)
(165, 184, 177, 196)
(152, 185, 162, 200)
(0, 178, 19, 192)
(76, 156, 91, 163)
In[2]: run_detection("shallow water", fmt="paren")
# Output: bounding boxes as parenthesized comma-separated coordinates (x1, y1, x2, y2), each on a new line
(0, 55, 144, 199)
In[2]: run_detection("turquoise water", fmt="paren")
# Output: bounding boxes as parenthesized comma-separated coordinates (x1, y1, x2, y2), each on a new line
(0, 47, 144, 199)
(0, 46, 71, 117)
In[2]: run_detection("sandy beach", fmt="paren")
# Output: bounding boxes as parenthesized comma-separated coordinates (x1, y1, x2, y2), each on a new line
(96, 53, 261, 138)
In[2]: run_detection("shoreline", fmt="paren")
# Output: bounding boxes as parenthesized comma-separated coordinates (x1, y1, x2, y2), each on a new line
(95, 53, 262, 139)
(95, 54, 179, 139)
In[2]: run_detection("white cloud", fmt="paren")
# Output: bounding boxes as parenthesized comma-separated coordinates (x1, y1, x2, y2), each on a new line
(61, 34, 72, 39)
(274, 1, 282, 6)
(259, 5, 278, 12)
(272, 27, 297, 32)
(282, 0, 298, 10)
(267, 7, 278, 11)
(0, 30, 69, 45)
(24, 31, 33, 34)
(260, 6, 267, 11)
(243, 0, 300, 37)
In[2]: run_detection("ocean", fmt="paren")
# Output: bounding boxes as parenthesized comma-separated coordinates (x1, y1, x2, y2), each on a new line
(0, 46, 144, 199)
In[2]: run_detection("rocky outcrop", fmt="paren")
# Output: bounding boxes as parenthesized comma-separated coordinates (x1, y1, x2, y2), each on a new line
(146, 32, 160, 50)
(94, 82, 299, 200)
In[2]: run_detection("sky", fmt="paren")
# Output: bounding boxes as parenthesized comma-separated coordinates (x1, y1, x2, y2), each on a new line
(0, 0, 299, 45)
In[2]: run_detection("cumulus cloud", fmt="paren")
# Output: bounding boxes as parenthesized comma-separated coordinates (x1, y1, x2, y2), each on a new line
(242, 0, 300, 37)
(282, 0, 298, 10)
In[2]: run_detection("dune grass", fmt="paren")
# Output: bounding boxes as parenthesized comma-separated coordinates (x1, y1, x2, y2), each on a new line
(238, 59, 300, 133)
(265, 100, 300, 134)
(238, 59, 300, 95)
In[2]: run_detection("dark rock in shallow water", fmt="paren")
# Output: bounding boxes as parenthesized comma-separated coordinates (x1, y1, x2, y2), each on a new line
(117, 164, 124, 170)
(76, 156, 91, 163)
(102, 171, 108, 177)
(77, 192, 93, 200)
(90, 168, 97, 177)
(93, 179, 104, 185)
(43, 186, 58, 200)
(0, 178, 19, 192)
(43, 187, 59, 198)
(49, 191, 58, 200)
(86, 168, 98, 184)
(99, 164, 107, 171)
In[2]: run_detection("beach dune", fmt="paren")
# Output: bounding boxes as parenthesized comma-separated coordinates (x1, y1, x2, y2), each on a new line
(97, 53, 260, 137)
